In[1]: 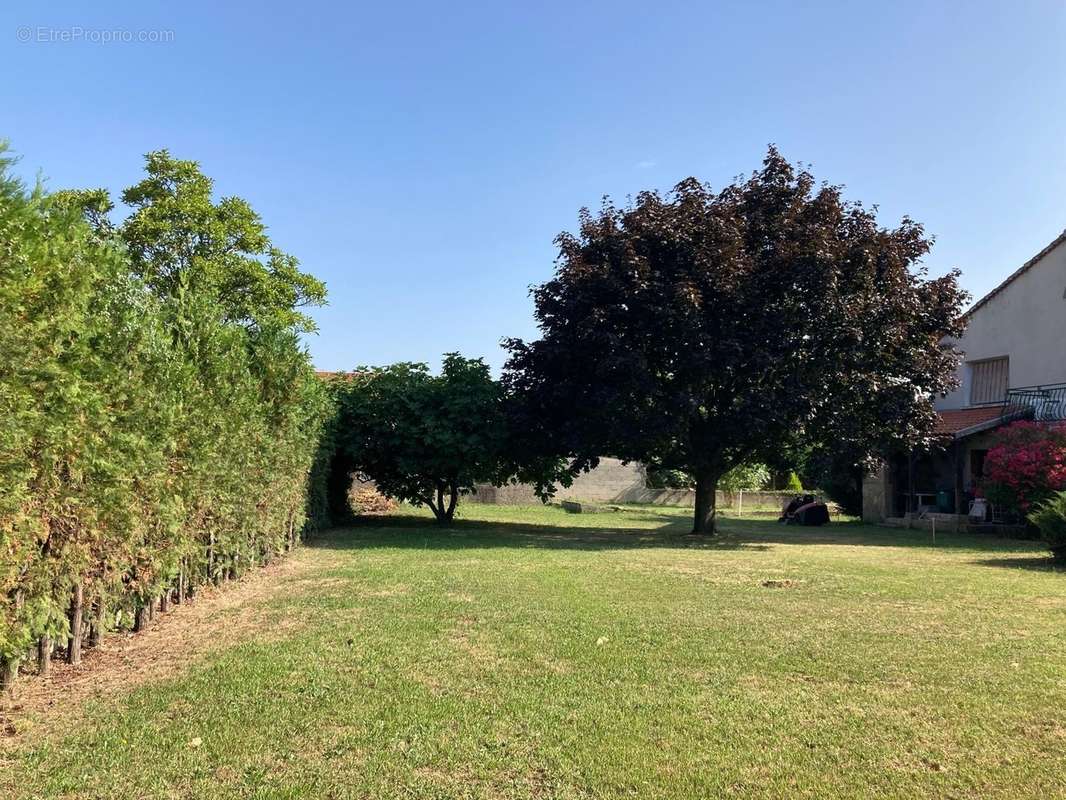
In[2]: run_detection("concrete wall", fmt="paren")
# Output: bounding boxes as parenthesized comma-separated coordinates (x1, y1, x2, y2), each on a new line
(939, 236, 1066, 410)
(470, 457, 646, 505)
(471, 459, 797, 510)
(622, 489, 799, 510)
(861, 464, 890, 523)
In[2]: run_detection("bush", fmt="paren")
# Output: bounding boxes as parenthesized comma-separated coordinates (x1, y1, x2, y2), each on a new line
(719, 463, 772, 492)
(644, 467, 693, 490)
(1027, 490, 1066, 563)
(784, 472, 804, 492)
(802, 448, 862, 516)
(981, 421, 1066, 519)
(645, 463, 771, 492)
(350, 486, 396, 516)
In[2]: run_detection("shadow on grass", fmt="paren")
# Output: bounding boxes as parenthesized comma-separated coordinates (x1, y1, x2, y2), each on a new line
(307, 510, 1046, 557)
(969, 555, 1064, 573)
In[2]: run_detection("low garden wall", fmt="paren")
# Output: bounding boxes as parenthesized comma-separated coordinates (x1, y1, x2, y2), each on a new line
(469, 459, 799, 510)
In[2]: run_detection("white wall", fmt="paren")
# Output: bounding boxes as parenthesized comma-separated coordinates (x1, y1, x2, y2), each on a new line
(938, 237, 1066, 410)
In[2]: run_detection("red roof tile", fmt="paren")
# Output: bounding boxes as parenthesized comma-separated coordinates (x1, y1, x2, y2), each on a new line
(933, 406, 1007, 436)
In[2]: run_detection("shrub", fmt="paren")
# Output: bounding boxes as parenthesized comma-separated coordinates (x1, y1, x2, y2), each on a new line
(784, 472, 804, 492)
(644, 463, 771, 492)
(644, 467, 693, 490)
(719, 463, 772, 492)
(802, 448, 863, 516)
(350, 486, 396, 516)
(1027, 490, 1066, 563)
(981, 421, 1066, 519)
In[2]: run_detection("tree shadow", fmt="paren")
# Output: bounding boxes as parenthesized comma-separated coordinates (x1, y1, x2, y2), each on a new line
(969, 556, 1064, 573)
(306, 509, 1045, 557)
(308, 512, 767, 553)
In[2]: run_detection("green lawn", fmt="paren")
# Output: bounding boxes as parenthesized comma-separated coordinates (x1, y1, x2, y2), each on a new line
(3, 504, 1065, 799)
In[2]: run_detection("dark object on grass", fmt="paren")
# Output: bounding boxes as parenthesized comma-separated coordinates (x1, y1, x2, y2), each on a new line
(779, 495, 829, 526)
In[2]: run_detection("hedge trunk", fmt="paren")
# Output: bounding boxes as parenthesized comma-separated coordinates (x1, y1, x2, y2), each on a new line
(89, 600, 103, 648)
(38, 635, 51, 676)
(67, 582, 84, 665)
(0, 658, 17, 699)
(134, 603, 150, 633)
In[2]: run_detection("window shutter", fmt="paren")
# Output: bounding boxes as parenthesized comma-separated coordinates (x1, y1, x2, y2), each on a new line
(970, 357, 1009, 405)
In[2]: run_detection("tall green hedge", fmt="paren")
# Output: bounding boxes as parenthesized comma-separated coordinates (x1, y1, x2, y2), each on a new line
(0, 148, 331, 693)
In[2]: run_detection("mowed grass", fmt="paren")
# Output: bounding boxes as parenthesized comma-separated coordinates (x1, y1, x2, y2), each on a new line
(4, 504, 1066, 799)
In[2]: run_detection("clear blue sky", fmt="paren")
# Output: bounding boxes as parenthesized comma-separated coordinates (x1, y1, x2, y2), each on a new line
(5, 1, 1065, 372)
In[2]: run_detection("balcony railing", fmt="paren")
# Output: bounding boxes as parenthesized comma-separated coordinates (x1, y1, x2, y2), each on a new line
(1003, 383, 1066, 422)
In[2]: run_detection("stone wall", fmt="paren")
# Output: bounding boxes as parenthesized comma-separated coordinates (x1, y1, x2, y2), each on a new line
(861, 464, 890, 523)
(622, 488, 797, 510)
(469, 457, 646, 505)
(470, 459, 797, 510)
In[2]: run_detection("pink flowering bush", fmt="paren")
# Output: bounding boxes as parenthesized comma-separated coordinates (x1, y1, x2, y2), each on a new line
(981, 421, 1066, 519)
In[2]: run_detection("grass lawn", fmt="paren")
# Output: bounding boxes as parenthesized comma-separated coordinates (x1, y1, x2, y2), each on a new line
(2, 504, 1065, 799)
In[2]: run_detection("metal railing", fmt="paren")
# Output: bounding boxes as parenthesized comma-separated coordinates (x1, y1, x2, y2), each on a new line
(1003, 383, 1066, 422)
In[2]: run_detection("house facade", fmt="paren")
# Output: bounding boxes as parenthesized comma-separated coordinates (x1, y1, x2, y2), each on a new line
(862, 230, 1066, 524)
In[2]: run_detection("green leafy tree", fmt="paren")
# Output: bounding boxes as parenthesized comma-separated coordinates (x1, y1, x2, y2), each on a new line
(119, 150, 326, 331)
(718, 463, 771, 492)
(337, 355, 511, 524)
(504, 148, 967, 534)
(646, 463, 770, 492)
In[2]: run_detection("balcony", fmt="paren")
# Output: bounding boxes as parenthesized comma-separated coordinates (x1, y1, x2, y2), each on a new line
(1002, 382, 1066, 422)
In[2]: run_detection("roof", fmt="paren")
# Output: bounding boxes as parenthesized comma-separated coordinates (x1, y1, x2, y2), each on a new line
(934, 405, 1031, 439)
(934, 406, 1005, 437)
(965, 228, 1066, 319)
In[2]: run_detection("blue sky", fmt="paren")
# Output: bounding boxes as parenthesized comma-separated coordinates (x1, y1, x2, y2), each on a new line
(4, 1, 1065, 371)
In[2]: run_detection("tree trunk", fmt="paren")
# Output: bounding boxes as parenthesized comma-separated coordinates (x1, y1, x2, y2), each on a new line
(160, 590, 170, 613)
(692, 470, 721, 535)
(0, 657, 17, 699)
(38, 635, 51, 677)
(443, 485, 459, 523)
(89, 599, 104, 647)
(134, 603, 150, 633)
(67, 582, 84, 665)
(177, 563, 186, 604)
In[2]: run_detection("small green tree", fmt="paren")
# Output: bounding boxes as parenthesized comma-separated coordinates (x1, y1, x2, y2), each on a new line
(1028, 490, 1066, 563)
(719, 463, 771, 492)
(337, 355, 511, 524)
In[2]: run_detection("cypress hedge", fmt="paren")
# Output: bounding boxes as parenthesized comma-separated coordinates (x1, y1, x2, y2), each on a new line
(0, 147, 333, 695)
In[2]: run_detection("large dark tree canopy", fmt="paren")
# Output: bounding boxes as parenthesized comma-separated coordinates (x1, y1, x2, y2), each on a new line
(503, 148, 967, 533)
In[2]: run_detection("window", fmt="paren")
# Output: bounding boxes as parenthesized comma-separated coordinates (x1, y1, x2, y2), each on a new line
(969, 357, 1009, 405)
(971, 449, 988, 480)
